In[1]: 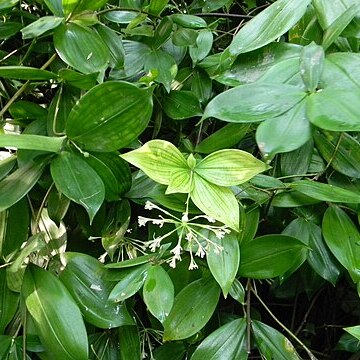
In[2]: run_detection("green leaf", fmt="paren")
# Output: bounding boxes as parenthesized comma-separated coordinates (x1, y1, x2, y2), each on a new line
(322, 206, 360, 282)
(118, 325, 142, 360)
(206, 231, 240, 297)
(172, 28, 198, 46)
(21, 16, 63, 39)
(321, 53, 360, 90)
(229, 0, 311, 56)
(280, 139, 313, 176)
(314, 131, 360, 179)
(0, 198, 29, 260)
(191, 318, 247, 360)
(299, 42, 324, 92)
(143, 265, 174, 323)
(94, 24, 124, 69)
(189, 29, 213, 64)
(153, 343, 186, 360)
(43, 0, 63, 16)
(144, 49, 177, 92)
(153, 16, 174, 48)
(163, 277, 220, 341)
(163, 91, 202, 119)
(289, 180, 360, 203)
(256, 101, 311, 158)
(22, 265, 88, 360)
(83, 153, 131, 201)
(307, 89, 360, 131)
(108, 263, 150, 302)
(212, 42, 301, 87)
(121, 140, 188, 185)
(69, 0, 109, 14)
(66, 81, 153, 152)
(239, 235, 307, 279)
(196, 124, 250, 154)
(0, 0, 19, 10)
(171, 14, 207, 29)
(0, 21, 22, 40)
(203, 83, 305, 122)
(0, 269, 19, 333)
(322, 5, 360, 50)
(229, 278, 246, 304)
(283, 219, 340, 285)
(0, 335, 12, 358)
(344, 326, 360, 341)
(148, 0, 169, 16)
(195, 149, 268, 186)
(0, 66, 57, 80)
(0, 158, 48, 212)
(0, 134, 65, 152)
(47, 188, 70, 225)
(252, 320, 301, 360)
(54, 23, 109, 74)
(313, 0, 359, 30)
(50, 151, 105, 223)
(104, 11, 139, 24)
(191, 174, 239, 231)
(59, 252, 134, 329)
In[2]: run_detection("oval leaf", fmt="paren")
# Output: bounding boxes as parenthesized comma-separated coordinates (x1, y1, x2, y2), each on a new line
(203, 83, 305, 122)
(59, 252, 134, 329)
(229, 0, 311, 55)
(322, 206, 360, 282)
(191, 174, 239, 231)
(143, 265, 174, 323)
(121, 140, 188, 185)
(252, 320, 301, 360)
(54, 23, 109, 74)
(206, 231, 240, 297)
(195, 149, 268, 186)
(0, 66, 57, 80)
(191, 318, 247, 360)
(239, 235, 307, 279)
(66, 81, 153, 152)
(163, 277, 220, 341)
(21, 265, 88, 360)
(21, 16, 63, 39)
(50, 151, 105, 223)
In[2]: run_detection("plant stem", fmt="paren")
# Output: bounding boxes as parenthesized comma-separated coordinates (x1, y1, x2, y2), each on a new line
(245, 279, 252, 353)
(251, 286, 318, 360)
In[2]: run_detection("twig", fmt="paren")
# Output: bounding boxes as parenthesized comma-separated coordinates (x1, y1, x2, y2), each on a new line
(251, 285, 318, 360)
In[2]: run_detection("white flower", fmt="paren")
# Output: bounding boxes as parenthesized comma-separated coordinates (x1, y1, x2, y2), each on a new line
(195, 245, 206, 258)
(138, 216, 149, 227)
(144, 201, 156, 210)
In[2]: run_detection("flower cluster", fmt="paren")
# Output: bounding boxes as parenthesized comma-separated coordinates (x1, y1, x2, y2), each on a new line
(138, 201, 230, 270)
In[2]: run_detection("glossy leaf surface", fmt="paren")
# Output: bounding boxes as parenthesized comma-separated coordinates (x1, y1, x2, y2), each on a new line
(163, 277, 220, 341)
(66, 82, 153, 151)
(22, 265, 88, 360)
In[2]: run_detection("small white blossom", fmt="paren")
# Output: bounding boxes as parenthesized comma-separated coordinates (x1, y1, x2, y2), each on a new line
(195, 245, 206, 258)
(138, 216, 150, 227)
(144, 201, 157, 210)
(188, 258, 198, 270)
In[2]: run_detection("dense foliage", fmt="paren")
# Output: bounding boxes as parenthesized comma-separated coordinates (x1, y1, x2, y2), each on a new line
(1, 0, 360, 358)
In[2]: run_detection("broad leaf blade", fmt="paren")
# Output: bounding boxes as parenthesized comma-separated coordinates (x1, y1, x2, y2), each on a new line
(143, 265, 174, 323)
(191, 318, 247, 360)
(66, 82, 153, 152)
(191, 174, 239, 231)
(203, 83, 305, 122)
(299, 42, 324, 92)
(21, 16, 63, 39)
(50, 151, 105, 223)
(252, 320, 301, 360)
(54, 23, 109, 74)
(59, 252, 134, 329)
(239, 235, 307, 279)
(0, 134, 65, 152)
(195, 149, 268, 186)
(229, 0, 311, 56)
(206, 231, 240, 297)
(307, 89, 360, 131)
(322, 206, 360, 282)
(163, 277, 220, 341)
(22, 265, 88, 360)
(256, 101, 311, 158)
(121, 140, 188, 185)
